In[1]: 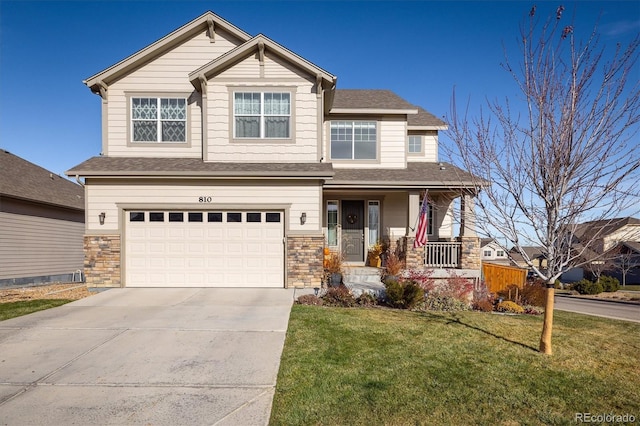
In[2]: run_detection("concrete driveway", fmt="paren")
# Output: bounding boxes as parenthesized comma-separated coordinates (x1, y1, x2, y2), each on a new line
(0, 288, 297, 425)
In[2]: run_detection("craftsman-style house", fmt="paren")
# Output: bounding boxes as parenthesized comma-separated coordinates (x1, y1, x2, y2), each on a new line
(67, 11, 481, 288)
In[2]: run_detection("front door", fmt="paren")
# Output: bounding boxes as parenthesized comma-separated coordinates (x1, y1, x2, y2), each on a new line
(341, 200, 364, 262)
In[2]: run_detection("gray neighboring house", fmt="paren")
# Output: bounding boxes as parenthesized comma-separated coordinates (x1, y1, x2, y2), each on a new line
(0, 149, 85, 286)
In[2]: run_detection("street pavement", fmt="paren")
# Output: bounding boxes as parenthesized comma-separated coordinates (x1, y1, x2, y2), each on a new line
(555, 294, 640, 323)
(0, 288, 297, 425)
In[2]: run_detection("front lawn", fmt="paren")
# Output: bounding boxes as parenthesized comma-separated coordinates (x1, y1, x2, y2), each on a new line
(271, 306, 640, 425)
(0, 299, 73, 321)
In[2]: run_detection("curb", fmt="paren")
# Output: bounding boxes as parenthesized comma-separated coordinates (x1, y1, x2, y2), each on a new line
(555, 293, 640, 306)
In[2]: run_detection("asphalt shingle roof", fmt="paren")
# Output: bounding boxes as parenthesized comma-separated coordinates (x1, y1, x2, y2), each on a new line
(329, 162, 480, 187)
(0, 149, 84, 210)
(332, 89, 416, 110)
(66, 157, 334, 177)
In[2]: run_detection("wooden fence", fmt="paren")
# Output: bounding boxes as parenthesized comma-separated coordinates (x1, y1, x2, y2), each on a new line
(482, 263, 527, 294)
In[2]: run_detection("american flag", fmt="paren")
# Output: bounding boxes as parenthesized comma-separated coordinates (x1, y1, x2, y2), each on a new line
(413, 190, 429, 249)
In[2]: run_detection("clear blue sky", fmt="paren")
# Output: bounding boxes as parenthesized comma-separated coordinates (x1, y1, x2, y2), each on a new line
(1, 1, 638, 176)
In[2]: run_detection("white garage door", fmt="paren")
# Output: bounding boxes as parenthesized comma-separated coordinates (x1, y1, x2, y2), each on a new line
(125, 210, 284, 287)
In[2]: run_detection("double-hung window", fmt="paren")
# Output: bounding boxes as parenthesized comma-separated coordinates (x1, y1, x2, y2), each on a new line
(234, 92, 290, 138)
(408, 135, 422, 154)
(131, 97, 186, 143)
(330, 121, 377, 160)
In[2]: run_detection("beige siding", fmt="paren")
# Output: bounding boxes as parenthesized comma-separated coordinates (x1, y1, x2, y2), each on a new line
(382, 192, 408, 240)
(105, 29, 241, 157)
(0, 212, 84, 279)
(328, 119, 407, 169)
(85, 181, 322, 233)
(206, 54, 319, 162)
(407, 132, 439, 163)
(604, 225, 640, 250)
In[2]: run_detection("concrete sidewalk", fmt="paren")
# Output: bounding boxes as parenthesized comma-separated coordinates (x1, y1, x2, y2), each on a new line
(0, 288, 296, 425)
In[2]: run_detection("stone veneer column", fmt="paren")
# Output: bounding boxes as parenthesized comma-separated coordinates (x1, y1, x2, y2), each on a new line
(458, 236, 481, 270)
(404, 236, 425, 270)
(287, 235, 324, 288)
(84, 235, 121, 287)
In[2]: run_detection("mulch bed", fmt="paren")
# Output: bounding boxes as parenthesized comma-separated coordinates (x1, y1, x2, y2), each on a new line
(0, 284, 94, 303)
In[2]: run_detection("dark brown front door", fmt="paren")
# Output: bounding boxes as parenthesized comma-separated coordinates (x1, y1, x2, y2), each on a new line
(341, 200, 364, 262)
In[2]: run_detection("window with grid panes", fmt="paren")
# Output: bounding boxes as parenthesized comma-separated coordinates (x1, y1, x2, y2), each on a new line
(131, 98, 186, 142)
(330, 121, 377, 160)
(234, 92, 290, 138)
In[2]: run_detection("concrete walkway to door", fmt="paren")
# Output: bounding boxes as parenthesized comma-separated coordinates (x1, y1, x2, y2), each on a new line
(0, 288, 297, 425)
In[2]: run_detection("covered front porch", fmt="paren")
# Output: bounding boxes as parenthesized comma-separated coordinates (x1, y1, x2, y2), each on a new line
(321, 188, 481, 272)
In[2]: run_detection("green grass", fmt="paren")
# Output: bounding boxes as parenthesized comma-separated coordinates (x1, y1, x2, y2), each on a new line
(619, 285, 640, 292)
(0, 299, 73, 321)
(271, 306, 640, 425)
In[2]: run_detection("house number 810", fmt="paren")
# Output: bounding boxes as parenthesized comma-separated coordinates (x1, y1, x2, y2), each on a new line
(198, 196, 212, 203)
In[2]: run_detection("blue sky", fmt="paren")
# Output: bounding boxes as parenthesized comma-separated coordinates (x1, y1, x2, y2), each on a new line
(1, 0, 638, 176)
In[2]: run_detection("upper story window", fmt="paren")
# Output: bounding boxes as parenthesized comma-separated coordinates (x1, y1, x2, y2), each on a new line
(408, 135, 423, 154)
(234, 92, 290, 139)
(497, 250, 505, 257)
(330, 121, 377, 160)
(131, 98, 186, 143)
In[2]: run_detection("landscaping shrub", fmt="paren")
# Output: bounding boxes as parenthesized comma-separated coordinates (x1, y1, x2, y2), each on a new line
(521, 279, 546, 307)
(497, 284, 522, 303)
(356, 292, 378, 307)
(599, 275, 620, 292)
(403, 269, 436, 292)
(442, 272, 475, 301)
(296, 294, 323, 306)
(472, 282, 494, 312)
(572, 279, 604, 295)
(472, 299, 494, 312)
(496, 300, 525, 314)
(322, 286, 356, 307)
(523, 305, 543, 315)
(383, 278, 423, 309)
(417, 294, 471, 312)
(383, 251, 404, 278)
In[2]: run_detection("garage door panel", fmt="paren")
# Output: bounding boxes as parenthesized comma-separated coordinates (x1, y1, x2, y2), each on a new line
(126, 210, 284, 288)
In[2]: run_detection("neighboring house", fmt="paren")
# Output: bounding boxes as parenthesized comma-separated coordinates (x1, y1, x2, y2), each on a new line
(0, 150, 84, 286)
(561, 217, 640, 283)
(66, 11, 482, 289)
(509, 246, 547, 271)
(480, 238, 510, 266)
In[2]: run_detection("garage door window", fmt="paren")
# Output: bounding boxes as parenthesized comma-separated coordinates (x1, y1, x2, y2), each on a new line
(247, 213, 261, 222)
(149, 212, 164, 222)
(227, 213, 242, 222)
(208, 212, 222, 222)
(169, 212, 184, 222)
(266, 212, 281, 223)
(188, 212, 203, 222)
(130, 212, 145, 222)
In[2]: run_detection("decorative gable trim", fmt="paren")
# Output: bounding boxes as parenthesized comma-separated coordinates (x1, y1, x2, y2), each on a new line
(84, 11, 251, 96)
(188, 34, 336, 92)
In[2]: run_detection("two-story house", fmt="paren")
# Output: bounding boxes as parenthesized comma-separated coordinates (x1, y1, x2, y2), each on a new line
(67, 11, 482, 289)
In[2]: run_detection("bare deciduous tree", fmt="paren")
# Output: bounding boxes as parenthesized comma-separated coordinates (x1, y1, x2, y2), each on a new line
(445, 5, 640, 354)
(612, 243, 640, 287)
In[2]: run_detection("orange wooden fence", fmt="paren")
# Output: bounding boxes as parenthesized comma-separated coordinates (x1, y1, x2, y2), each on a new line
(482, 263, 527, 294)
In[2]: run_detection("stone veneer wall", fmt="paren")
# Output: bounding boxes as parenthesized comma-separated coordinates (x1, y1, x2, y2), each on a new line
(84, 235, 121, 287)
(458, 236, 481, 270)
(287, 235, 324, 288)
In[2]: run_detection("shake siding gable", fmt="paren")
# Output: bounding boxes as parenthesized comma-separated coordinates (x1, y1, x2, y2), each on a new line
(105, 29, 242, 158)
(85, 181, 321, 232)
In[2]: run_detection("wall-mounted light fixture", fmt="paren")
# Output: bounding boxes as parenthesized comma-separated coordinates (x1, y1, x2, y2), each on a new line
(98, 212, 106, 225)
(300, 212, 307, 225)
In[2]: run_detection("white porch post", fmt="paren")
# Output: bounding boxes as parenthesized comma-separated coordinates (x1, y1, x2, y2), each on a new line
(408, 191, 420, 237)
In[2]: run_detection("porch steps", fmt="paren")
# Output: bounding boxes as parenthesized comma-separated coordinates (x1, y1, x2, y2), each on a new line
(343, 266, 385, 298)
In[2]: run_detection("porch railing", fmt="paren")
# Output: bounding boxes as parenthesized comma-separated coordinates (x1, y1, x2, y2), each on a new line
(424, 242, 461, 268)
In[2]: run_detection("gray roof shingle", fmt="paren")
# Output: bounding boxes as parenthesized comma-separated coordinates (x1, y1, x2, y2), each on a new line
(332, 89, 446, 127)
(328, 162, 481, 188)
(66, 157, 334, 177)
(332, 89, 417, 111)
(0, 149, 84, 210)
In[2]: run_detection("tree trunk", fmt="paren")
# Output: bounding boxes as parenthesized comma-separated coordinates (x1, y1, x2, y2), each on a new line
(539, 284, 555, 354)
